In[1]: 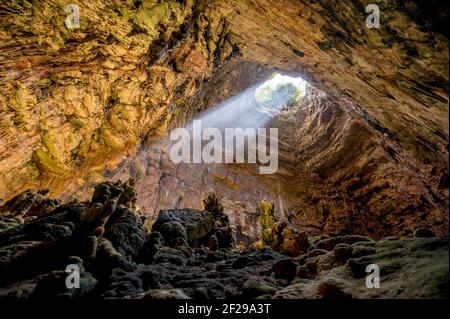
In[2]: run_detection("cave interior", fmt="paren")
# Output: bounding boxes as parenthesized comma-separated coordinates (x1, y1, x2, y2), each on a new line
(0, 0, 448, 300)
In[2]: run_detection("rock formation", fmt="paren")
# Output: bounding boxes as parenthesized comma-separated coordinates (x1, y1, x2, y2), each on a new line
(0, 182, 447, 299)
(0, 0, 448, 299)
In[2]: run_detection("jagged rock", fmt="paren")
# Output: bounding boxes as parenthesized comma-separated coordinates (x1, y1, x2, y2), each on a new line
(273, 258, 297, 281)
(201, 193, 224, 218)
(279, 228, 309, 257)
(94, 238, 135, 276)
(0, 218, 23, 232)
(296, 265, 310, 279)
(103, 208, 147, 258)
(140, 289, 190, 300)
(0, 0, 448, 250)
(317, 278, 352, 299)
(277, 237, 449, 299)
(413, 228, 435, 238)
(273, 281, 318, 299)
(158, 221, 187, 248)
(80, 235, 98, 264)
(307, 249, 328, 258)
(208, 235, 219, 251)
(379, 236, 399, 242)
(350, 244, 376, 258)
(80, 200, 117, 236)
(309, 235, 330, 246)
(333, 243, 353, 263)
(0, 240, 44, 274)
(300, 252, 337, 279)
(256, 202, 309, 257)
(149, 231, 164, 244)
(310, 235, 374, 252)
(0, 190, 47, 218)
(257, 201, 280, 248)
(176, 277, 229, 299)
(258, 247, 285, 261)
(101, 267, 144, 298)
(0, 182, 448, 300)
(0, 207, 81, 245)
(232, 254, 262, 269)
(175, 239, 193, 258)
(241, 277, 279, 298)
(92, 180, 137, 208)
(153, 247, 187, 266)
(31, 262, 98, 299)
(35, 223, 73, 241)
(213, 227, 234, 249)
(137, 232, 162, 264)
(152, 209, 215, 247)
(176, 236, 190, 247)
(205, 250, 228, 263)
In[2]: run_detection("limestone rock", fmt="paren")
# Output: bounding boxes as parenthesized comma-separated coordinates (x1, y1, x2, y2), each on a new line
(241, 277, 279, 298)
(140, 289, 190, 300)
(279, 228, 309, 257)
(0, 176, 447, 300)
(152, 209, 215, 247)
(273, 258, 297, 282)
(413, 228, 436, 238)
(158, 221, 187, 248)
(0, 0, 447, 244)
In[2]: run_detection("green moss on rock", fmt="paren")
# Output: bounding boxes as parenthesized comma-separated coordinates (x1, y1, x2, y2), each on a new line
(33, 149, 67, 176)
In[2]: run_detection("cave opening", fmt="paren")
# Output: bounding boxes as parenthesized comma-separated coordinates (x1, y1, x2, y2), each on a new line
(254, 73, 307, 116)
(192, 72, 307, 131)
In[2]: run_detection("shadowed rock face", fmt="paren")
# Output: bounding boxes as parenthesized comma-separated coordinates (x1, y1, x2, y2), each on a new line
(0, 182, 447, 299)
(37, 84, 445, 241)
(0, 2, 448, 240)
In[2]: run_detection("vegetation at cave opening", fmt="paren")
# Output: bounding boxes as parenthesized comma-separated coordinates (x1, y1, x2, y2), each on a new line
(255, 81, 302, 110)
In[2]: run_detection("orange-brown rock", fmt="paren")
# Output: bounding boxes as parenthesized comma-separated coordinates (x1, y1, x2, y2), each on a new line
(0, 1, 448, 240)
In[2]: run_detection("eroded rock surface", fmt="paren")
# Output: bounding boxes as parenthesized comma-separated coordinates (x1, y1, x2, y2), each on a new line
(0, 0, 448, 300)
(0, 1, 448, 241)
(0, 183, 447, 299)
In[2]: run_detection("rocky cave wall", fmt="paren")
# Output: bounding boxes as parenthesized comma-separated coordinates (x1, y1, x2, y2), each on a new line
(0, 0, 448, 241)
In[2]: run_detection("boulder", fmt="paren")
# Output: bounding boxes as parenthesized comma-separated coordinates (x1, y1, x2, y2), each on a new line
(307, 249, 328, 258)
(333, 243, 353, 263)
(137, 232, 162, 263)
(232, 254, 262, 269)
(152, 209, 214, 247)
(153, 247, 187, 266)
(413, 228, 435, 238)
(273, 258, 297, 281)
(279, 228, 309, 257)
(31, 258, 97, 299)
(208, 235, 218, 251)
(310, 235, 374, 251)
(91, 180, 137, 208)
(213, 227, 234, 249)
(103, 208, 147, 258)
(158, 221, 187, 247)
